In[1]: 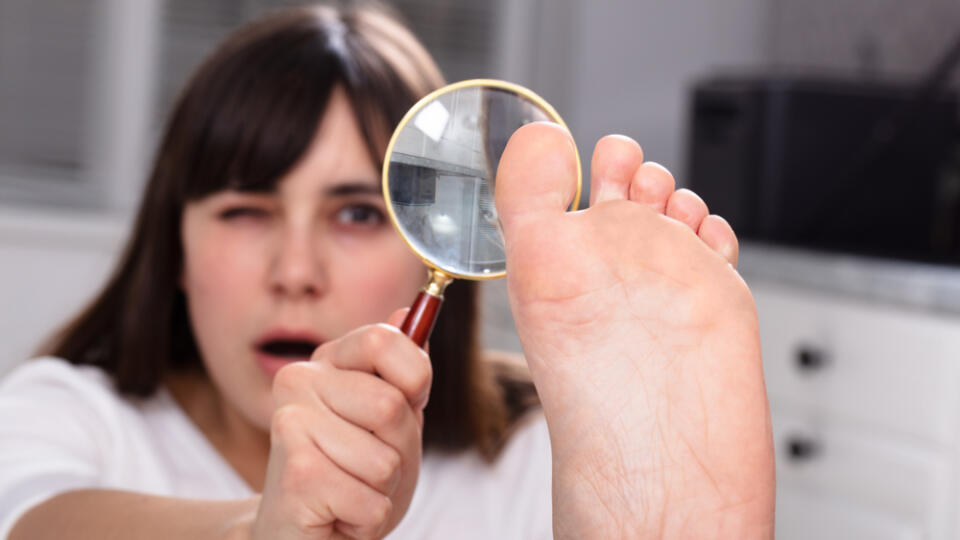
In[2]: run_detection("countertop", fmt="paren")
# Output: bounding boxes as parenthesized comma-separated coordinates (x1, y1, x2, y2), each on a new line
(739, 242, 960, 316)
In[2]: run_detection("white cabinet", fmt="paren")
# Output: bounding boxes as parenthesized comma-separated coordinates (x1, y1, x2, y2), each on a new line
(750, 280, 960, 539)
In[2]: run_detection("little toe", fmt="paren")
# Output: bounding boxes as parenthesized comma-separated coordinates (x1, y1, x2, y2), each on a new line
(589, 135, 644, 206)
(698, 214, 740, 267)
(665, 188, 709, 232)
(628, 161, 676, 214)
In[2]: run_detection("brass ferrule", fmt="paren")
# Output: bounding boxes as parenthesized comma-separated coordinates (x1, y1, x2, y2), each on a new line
(423, 268, 455, 297)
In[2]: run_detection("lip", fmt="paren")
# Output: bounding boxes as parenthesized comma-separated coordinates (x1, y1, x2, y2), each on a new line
(253, 328, 324, 378)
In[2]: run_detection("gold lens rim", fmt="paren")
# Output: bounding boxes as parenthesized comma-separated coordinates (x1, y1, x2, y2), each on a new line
(382, 78, 583, 281)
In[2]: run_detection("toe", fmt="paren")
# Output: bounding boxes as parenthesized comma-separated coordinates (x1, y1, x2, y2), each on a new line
(665, 188, 709, 232)
(495, 122, 580, 240)
(629, 161, 675, 213)
(589, 135, 644, 206)
(698, 214, 740, 267)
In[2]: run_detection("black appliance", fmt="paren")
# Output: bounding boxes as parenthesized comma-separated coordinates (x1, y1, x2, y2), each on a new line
(687, 74, 960, 263)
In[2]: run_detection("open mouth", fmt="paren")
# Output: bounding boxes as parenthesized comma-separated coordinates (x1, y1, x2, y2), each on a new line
(256, 339, 320, 359)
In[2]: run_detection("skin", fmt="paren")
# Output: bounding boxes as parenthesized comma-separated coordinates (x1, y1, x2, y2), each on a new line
(10, 96, 773, 539)
(496, 125, 775, 538)
(179, 85, 432, 538)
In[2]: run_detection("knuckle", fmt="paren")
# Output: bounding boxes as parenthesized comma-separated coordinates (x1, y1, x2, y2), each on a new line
(372, 448, 402, 487)
(358, 325, 387, 352)
(369, 495, 393, 527)
(372, 388, 406, 427)
(281, 451, 320, 494)
(359, 324, 401, 353)
(271, 362, 311, 396)
(270, 405, 305, 443)
(284, 451, 316, 479)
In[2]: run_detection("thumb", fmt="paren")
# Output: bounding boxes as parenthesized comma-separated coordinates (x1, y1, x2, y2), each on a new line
(494, 121, 579, 241)
(387, 307, 431, 354)
(386, 307, 410, 328)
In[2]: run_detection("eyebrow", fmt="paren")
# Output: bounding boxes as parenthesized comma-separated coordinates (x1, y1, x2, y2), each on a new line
(324, 181, 382, 197)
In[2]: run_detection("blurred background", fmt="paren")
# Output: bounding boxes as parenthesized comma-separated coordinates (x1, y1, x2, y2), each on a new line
(1, 0, 959, 537)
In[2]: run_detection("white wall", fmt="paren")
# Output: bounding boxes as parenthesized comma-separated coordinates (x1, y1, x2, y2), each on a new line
(0, 206, 126, 374)
(769, 0, 960, 82)
(566, 0, 771, 185)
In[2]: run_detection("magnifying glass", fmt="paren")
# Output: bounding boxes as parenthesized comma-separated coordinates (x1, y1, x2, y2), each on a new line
(382, 79, 582, 347)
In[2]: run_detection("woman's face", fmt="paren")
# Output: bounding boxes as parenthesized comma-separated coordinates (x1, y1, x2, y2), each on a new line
(181, 85, 425, 430)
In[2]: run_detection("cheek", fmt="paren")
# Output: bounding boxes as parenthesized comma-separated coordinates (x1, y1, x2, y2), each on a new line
(333, 239, 425, 318)
(182, 225, 268, 326)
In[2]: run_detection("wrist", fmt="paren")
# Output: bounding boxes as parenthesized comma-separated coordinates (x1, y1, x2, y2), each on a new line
(220, 496, 260, 540)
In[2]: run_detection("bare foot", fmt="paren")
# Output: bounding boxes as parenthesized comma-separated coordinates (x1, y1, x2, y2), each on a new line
(495, 124, 775, 539)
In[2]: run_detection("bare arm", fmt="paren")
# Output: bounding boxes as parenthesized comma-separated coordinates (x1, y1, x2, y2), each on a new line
(9, 490, 259, 540)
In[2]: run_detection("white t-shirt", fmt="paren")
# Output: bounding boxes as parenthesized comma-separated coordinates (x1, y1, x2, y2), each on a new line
(0, 357, 552, 539)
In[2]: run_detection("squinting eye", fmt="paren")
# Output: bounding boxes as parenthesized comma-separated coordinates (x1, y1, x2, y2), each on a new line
(335, 204, 385, 227)
(218, 206, 270, 220)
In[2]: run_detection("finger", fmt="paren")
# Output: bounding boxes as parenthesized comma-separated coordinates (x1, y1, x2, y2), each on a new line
(494, 122, 579, 241)
(698, 214, 740, 267)
(665, 188, 709, 232)
(314, 367, 424, 461)
(314, 453, 393, 537)
(322, 324, 432, 409)
(273, 363, 423, 468)
(336, 517, 391, 540)
(309, 400, 405, 496)
(270, 367, 414, 532)
(272, 361, 326, 410)
(386, 307, 409, 329)
(589, 135, 644, 206)
(629, 161, 676, 213)
(269, 406, 390, 533)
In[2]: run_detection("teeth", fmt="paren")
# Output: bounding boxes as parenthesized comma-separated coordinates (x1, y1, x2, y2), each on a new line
(261, 340, 318, 357)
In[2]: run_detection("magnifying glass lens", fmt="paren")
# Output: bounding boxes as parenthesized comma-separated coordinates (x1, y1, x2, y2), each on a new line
(383, 80, 581, 346)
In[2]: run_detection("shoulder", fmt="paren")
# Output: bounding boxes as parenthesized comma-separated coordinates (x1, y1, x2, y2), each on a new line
(0, 358, 132, 538)
(2, 356, 114, 392)
(0, 356, 123, 415)
(0, 357, 135, 456)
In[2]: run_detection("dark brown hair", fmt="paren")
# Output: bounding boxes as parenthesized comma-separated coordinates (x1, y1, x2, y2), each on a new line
(38, 3, 535, 461)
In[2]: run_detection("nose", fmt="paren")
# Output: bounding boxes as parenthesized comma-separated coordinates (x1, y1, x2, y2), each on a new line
(269, 224, 325, 300)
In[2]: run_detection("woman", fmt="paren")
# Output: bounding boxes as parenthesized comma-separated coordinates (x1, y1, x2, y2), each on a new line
(1, 5, 549, 539)
(0, 3, 773, 539)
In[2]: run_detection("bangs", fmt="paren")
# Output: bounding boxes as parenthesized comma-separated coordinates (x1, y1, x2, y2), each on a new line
(174, 15, 343, 199)
(156, 5, 444, 203)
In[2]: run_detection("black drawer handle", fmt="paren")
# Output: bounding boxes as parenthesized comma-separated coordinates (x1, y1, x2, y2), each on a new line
(795, 345, 828, 372)
(786, 435, 820, 462)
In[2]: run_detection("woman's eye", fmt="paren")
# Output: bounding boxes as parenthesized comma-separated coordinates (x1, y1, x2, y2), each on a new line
(335, 204, 385, 227)
(218, 206, 270, 221)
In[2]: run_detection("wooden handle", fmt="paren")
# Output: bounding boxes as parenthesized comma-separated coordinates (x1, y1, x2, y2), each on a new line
(400, 291, 443, 348)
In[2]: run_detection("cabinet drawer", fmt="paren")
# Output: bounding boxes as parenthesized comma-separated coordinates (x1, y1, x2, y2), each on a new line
(772, 410, 952, 537)
(753, 282, 960, 445)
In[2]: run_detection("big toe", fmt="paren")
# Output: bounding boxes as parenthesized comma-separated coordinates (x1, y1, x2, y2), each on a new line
(494, 122, 580, 242)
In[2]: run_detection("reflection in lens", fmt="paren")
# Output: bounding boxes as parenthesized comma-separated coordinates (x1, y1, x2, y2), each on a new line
(386, 85, 553, 278)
